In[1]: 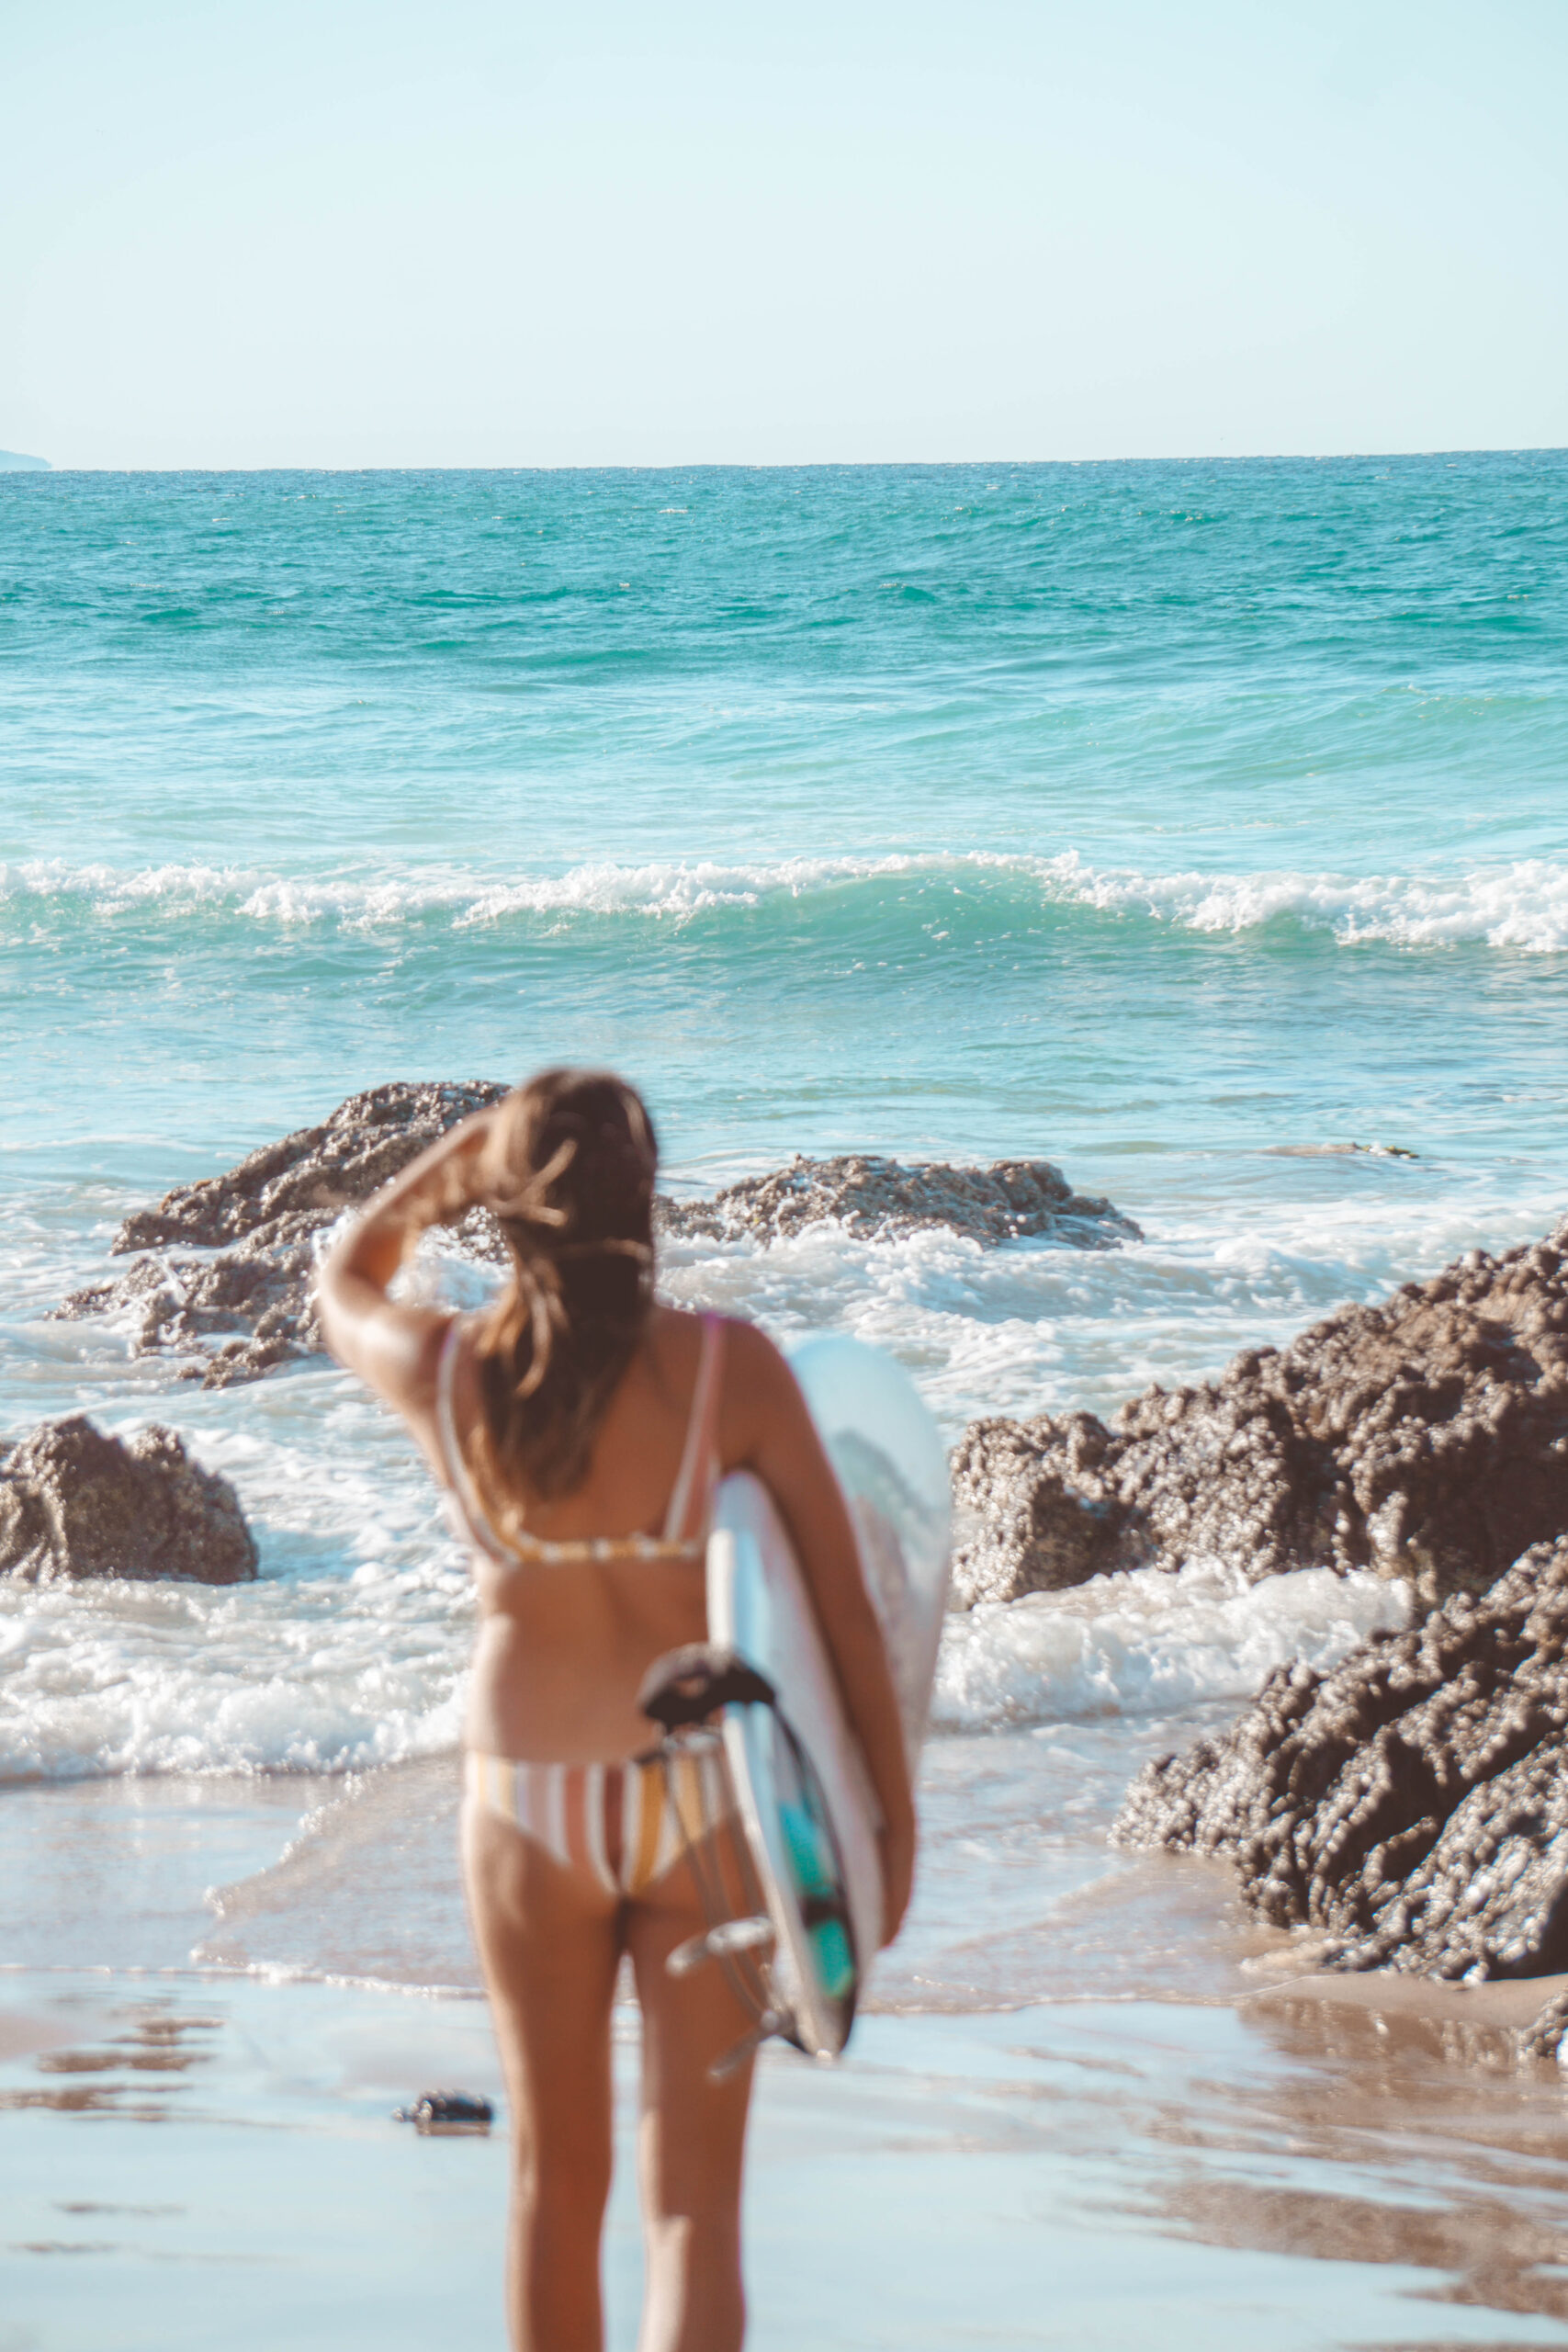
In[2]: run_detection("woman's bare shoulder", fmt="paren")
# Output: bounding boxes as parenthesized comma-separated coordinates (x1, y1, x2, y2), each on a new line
(715, 1313, 787, 1381)
(650, 1306, 784, 1379)
(646, 1302, 770, 1348)
(645, 1306, 790, 1424)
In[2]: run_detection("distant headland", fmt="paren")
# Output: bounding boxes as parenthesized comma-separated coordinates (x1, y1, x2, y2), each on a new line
(0, 449, 51, 470)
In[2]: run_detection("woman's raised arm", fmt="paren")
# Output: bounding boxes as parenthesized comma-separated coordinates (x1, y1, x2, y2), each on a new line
(316, 1105, 498, 1419)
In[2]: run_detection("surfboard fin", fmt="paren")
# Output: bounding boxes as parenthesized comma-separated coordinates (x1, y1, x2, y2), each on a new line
(667, 1915, 776, 1979)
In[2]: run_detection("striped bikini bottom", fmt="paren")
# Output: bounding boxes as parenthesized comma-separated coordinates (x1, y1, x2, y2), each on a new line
(465, 1746, 735, 1900)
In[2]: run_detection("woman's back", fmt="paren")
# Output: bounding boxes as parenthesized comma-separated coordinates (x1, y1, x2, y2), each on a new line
(444, 1305, 724, 1764)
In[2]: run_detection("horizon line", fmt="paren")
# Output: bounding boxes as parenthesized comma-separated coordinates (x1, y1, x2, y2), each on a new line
(6, 443, 1568, 479)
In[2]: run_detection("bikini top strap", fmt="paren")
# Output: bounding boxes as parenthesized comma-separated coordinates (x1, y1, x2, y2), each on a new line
(660, 1314, 725, 1544)
(435, 1316, 517, 1568)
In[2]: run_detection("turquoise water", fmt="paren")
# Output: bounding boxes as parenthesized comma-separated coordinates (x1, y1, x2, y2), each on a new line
(2, 455, 1565, 1786)
(6, 451, 1568, 2352)
(5, 454, 1565, 1177)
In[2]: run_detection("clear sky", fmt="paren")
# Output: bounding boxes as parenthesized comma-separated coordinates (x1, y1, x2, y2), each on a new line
(3, 0, 1565, 468)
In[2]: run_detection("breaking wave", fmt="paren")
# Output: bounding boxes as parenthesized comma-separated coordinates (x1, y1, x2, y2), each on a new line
(4, 850, 1568, 951)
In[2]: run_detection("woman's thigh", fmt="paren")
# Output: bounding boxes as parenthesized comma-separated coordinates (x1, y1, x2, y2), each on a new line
(626, 1831, 760, 2224)
(462, 1795, 624, 2197)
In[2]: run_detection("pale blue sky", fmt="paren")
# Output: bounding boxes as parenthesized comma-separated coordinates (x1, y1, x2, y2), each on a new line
(3, 0, 1565, 467)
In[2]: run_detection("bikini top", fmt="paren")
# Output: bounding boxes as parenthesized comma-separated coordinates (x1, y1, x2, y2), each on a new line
(434, 1311, 726, 1570)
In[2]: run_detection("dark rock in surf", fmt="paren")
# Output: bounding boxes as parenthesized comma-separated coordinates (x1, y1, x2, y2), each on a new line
(52, 1080, 510, 1389)
(56, 1230, 327, 1388)
(658, 1154, 1140, 1250)
(52, 1090, 1139, 1388)
(0, 1416, 257, 1586)
(1110, 1533, 1568, 2055)
(113, 1079, 511, 1256)
(1517, 1984, 1568, 2062)
(953, 1224, 1568, 1609)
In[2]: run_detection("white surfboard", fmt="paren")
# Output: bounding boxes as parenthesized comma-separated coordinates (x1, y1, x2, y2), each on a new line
(705, 1335, 951, 2058)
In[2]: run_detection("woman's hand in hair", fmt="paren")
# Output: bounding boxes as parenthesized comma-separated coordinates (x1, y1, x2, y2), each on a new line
(315, 1104, 500, 1431)
(347, 1104, 500, 1272)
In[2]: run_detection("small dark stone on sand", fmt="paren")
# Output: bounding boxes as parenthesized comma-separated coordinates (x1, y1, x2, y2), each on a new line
(393, 2091, 493, 2131)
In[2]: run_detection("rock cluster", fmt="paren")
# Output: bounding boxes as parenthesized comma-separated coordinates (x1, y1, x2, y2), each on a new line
(0, 1417, 257, 1586)
(52, 1090, 1138, 1387)
(953, 1227, 1568, 1609)
(660, 1154, 1140, 1251)
(53, 1080, 508, 1388)
(111, 1080, 511, 1257)
(1111, 1532, 1568, 2052)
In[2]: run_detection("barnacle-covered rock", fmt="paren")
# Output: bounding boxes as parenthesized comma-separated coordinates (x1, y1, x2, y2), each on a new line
(660, 1154, 1139, 1250)
(1111, 1536, 1568, 1991)
(955, 1227, 1568, 1607)
(0, 1416, 257, 1585)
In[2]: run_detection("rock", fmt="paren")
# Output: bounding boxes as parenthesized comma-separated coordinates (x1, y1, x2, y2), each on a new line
(0, 1417, 257, 1586)
(56, 1232, 324, 1386)
(953, 1225, 1568, 1608)
(1517, 1984, 1568, 2062)
(52, 1080, 511, 1389)
(1111, 1536, 1568, 2009)
(113, 1080, 511, 1255)
(53, 1092, 1138, 1387)
(391, 2091, 493, 2131)
(659, 1154, 1140, 1250)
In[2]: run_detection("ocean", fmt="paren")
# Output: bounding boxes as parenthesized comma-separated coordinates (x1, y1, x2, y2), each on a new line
(3, 452, 1567, 2010)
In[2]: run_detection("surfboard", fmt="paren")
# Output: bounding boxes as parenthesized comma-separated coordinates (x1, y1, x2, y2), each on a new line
(704, 1334, 951, 2059)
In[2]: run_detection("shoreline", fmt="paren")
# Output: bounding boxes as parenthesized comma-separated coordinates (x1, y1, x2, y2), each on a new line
(24, 1732, 1568, 2032)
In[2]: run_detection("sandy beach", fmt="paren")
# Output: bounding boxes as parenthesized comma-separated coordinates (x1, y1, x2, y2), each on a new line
(8, 1773, 1568, 2352)
(12, 1963, 1568, 2352)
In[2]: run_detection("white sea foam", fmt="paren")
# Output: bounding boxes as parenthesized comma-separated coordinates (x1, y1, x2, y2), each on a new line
(0, 1394, 476, 1783)
(931, 1560, 1411, 1731)
(659, 1180, 1566, 1430)
(0, 1382, 1408, 1781)
(1048, 851, 1568, 954)
(0, 1563, 472, 1781)
(5, 850, 1568, 949)
(0, 1385, 1409, 1779)
(0, 1156, 1552, 1783)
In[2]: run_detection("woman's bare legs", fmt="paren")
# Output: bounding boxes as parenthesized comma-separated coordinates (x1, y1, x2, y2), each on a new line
(463, 1797, 621, 2352)
(463, 1801, 758, 2352)
(626, 1834, 758, 2352)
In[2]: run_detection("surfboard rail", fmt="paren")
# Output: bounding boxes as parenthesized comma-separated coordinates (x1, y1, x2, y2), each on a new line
(638, 1335, 951, 2064)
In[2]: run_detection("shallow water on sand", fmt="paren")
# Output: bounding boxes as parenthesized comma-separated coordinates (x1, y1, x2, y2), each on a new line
(13, 1717, 1568, 2346)
(7, 1964, 1568, 2352)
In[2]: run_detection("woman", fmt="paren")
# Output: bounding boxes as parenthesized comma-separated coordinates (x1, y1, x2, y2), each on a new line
(318, 1069, 916, 2352)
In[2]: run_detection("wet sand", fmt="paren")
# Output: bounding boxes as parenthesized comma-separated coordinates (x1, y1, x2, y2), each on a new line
(8, 1962, 1568, 2351)
(10, 1764, 1568, 2348)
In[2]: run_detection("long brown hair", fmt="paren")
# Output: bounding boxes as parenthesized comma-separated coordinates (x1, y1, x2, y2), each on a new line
(466, 1069, 658, 1515)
